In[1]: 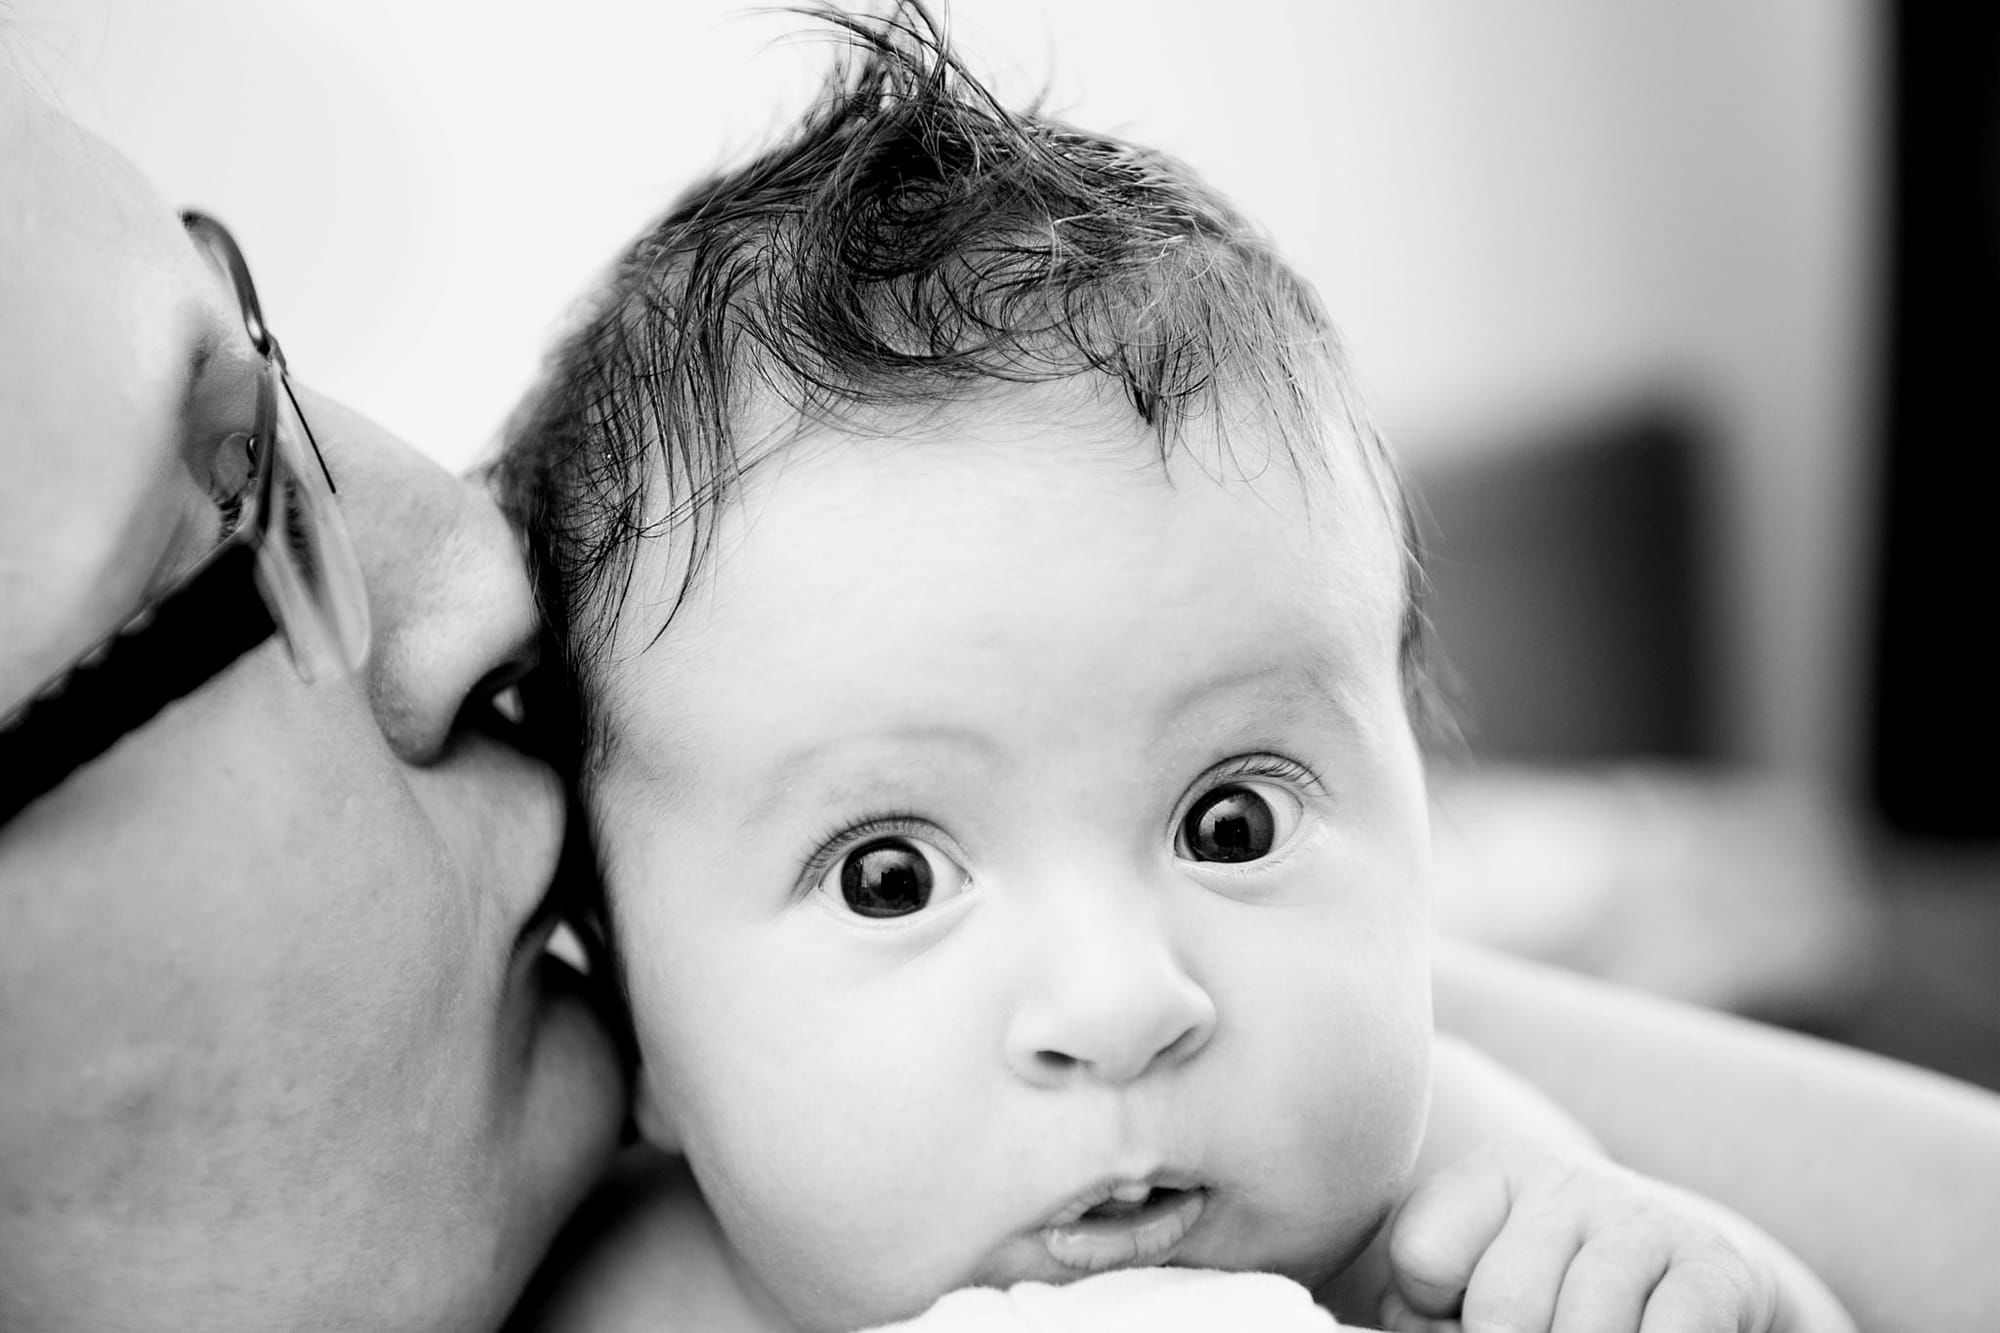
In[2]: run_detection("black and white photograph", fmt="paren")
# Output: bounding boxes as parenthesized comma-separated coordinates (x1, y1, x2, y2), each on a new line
(3, 2, 1994, 1329)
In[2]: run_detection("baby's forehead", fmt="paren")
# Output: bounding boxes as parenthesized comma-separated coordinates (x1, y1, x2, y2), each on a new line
(643, 374, 1394, 550)
(603, 381, 1410, 675)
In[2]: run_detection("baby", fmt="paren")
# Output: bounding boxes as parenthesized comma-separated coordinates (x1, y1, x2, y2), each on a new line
(498, 7, 1847, 1332)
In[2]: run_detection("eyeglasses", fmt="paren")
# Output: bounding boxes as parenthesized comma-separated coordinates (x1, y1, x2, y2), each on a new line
(0, 212, 371, 824)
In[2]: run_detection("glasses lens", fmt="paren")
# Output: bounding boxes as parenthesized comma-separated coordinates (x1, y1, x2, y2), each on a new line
(251, 368, 372, 682)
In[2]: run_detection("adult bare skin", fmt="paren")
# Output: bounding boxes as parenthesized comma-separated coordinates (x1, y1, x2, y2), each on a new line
(0, 60, 626, 1332)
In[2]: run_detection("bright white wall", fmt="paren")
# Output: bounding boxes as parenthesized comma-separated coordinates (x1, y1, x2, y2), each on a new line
(7, 0, 1877, 789)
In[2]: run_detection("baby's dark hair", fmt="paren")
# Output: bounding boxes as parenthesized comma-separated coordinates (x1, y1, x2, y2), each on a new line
(496, 1, 1432, 763)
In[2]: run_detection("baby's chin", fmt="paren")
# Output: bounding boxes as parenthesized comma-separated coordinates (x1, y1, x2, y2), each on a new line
(743, 1251, 960, 1333)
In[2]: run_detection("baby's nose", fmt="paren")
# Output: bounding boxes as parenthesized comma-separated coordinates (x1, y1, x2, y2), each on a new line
(1003, 897, 1217, 1087)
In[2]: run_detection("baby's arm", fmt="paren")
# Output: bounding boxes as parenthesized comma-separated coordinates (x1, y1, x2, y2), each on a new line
(1434, 937, 2000, 1333)
(1381, 1144, 1854, 1333)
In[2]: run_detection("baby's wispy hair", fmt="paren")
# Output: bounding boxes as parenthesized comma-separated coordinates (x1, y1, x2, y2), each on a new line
(496, 1, 1429, 763)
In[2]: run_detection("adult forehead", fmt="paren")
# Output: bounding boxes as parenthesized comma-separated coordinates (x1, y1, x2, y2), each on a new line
(0, 63, 221, 705)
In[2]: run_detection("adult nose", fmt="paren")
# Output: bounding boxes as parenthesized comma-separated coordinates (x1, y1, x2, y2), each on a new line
(297, 386, 541, 764)
(1004, 874, 1218, 1088)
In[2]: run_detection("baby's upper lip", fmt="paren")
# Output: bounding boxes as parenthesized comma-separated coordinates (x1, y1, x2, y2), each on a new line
(1041, 1168, 1204, 1228)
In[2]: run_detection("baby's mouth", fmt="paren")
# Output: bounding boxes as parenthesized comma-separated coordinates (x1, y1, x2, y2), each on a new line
(1039, 1183, 1207, 1273)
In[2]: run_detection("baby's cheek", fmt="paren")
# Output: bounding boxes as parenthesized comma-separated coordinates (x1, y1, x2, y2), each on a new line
(594, 869, 724, 1154)
(1279, 937, 1434, 1171)
(623, 972, 695, 1155)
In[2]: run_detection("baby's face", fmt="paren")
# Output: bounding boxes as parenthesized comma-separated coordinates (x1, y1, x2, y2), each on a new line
(593, 390, 1433, 1331)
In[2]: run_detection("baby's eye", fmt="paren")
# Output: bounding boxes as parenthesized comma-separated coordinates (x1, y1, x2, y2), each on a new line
(820, 835, 969, 919)
(1176, 780, 1304, 864)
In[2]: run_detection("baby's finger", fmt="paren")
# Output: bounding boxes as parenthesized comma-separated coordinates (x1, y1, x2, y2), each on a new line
(1378, 1287, 1464, 1333)
(1456, 1205, 1581, 1333)
(1638, 1259, 1756, 1333)
(1548, 1235, 1667, 1333)
(1387, 1158, 1518, 1317)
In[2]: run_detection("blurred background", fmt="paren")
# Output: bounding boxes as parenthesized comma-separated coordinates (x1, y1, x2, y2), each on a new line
(9, 0, 1994, 1085)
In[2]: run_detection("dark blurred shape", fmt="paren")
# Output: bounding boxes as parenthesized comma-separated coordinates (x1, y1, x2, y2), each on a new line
(1869, 3, 2000, 839)
(1414, 405, 1714, 764)
(1839, 845, 2000, 1090)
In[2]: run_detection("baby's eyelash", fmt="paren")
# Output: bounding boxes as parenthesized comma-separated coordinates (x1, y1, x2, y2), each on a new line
(797, 812, 937, 895)
(1204, 753, 1323, 793)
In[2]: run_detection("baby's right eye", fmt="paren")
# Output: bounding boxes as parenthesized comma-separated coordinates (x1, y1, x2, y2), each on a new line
(817, 834, 970, 919)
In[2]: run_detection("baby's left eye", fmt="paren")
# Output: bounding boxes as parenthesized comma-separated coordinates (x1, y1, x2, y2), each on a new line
(1175, 780, 1305, 864)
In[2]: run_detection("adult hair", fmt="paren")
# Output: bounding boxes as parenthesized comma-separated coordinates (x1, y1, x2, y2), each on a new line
(496, 0, 1428, 762)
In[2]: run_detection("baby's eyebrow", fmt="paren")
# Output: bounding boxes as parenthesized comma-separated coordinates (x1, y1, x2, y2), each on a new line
(743, 724, 1004, 826)
(1153, 655, 1347, 728)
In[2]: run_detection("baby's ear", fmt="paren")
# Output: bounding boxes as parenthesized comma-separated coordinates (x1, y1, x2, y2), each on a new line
(633, 1077, 680, 1154)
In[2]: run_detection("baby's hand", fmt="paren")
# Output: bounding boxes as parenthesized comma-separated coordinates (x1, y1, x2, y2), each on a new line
(1380, 1144, 1852, 1333)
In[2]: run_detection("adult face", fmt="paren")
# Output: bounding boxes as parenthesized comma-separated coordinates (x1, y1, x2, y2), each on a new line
(0, 67, 625, 1331)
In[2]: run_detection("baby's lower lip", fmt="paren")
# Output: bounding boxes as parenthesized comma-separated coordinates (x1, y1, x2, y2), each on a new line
(1039, 1187, 1206, 1273)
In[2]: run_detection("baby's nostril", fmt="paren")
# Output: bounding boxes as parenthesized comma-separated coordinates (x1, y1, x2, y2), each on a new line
(1035, 1049, 1079, 1073)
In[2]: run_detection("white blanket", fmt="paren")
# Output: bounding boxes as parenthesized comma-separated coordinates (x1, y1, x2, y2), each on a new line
(867, 1269, 1359, 1332)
